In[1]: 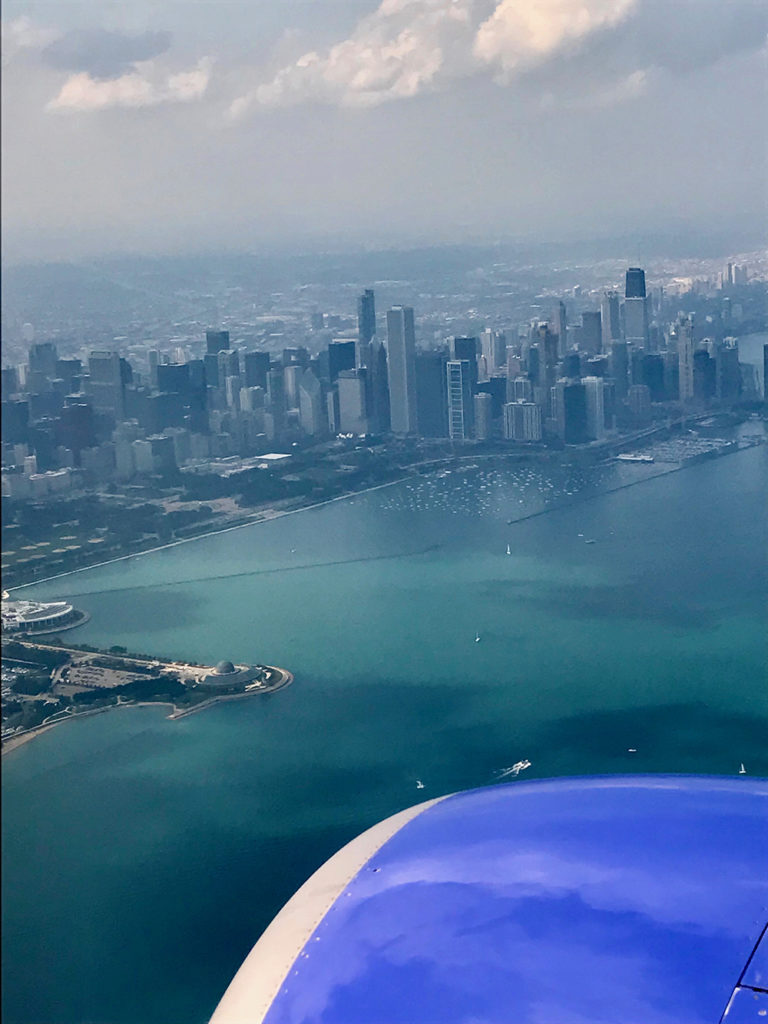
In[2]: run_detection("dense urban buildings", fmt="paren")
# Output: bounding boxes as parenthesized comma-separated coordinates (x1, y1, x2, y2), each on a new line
(1, 257, 765, 503)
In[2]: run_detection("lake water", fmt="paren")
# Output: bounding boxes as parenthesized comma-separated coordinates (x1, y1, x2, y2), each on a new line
(3, 425, 767, 1024)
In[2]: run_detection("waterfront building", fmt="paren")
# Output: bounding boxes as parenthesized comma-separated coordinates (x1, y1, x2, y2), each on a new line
(415, 351, 448, 437)
(627, 384, 652, 420)
(503, 401, 542, 442)
(446, 360, 474, 440)
(386, 306, 418, 435)
(551, 380, 588, 444)
(474, 392, 493, 440)
(1, 598, 84, 635)
(582, 376, 606, 440)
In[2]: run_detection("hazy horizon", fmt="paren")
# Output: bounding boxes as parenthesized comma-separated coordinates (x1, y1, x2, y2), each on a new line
(2, 0, 767, 263)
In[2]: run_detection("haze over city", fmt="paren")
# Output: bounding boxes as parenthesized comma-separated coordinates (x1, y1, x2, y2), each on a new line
(2, 0, 767, 260)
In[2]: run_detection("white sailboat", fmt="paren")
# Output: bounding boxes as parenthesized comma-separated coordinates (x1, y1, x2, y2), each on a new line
(506, 544, 511, 555)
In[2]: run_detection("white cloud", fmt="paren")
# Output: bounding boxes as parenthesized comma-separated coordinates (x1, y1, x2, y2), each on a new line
(474, 0, 637, 78)
(47, 57, 212, 112)
(232, 0, 641, 114)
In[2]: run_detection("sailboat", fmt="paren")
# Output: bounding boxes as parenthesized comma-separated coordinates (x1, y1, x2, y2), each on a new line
(506, 544, 511, 555)
(416, 780, 425, 790)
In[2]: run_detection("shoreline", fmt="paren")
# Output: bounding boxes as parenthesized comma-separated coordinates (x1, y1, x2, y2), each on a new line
(0, 666, 293, 757)
(7, 477, 414, 593)
(8, 437, 761, 601)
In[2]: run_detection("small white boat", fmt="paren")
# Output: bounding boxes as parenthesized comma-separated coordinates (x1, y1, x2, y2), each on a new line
(506, 544, 511, 555)
(498, 760, 532, 779)
(416, 780, 425, 789)
(474, 633, 481, 643)
(739, 764, 746, 775)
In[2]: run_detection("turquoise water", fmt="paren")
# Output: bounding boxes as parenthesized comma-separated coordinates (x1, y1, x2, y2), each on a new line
(3, 435, 767, 1024)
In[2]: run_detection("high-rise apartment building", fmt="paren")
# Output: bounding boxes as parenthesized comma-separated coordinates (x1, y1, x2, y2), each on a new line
(386, 306, 418, 434)
(503, 401, 542, 442)
(446, 360, 474, 440)
(416, 351, 448, 437)
(474, 392, 492, 440)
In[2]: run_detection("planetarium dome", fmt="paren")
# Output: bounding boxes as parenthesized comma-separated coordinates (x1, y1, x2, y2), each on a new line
(215, 660, 236, 675)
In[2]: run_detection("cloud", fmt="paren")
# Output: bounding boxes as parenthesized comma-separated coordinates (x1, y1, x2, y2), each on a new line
(233, 0, 768, 115)
(232, 0, 640, 113)
(42, 28, 172, 80)
(232, 0, 477, 115)
(47, 57, 212, 112)
(1, 16, 59, 63)
(474, 0, 636, 79)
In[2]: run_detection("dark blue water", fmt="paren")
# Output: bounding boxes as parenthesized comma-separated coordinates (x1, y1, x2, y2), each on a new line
(3, 435, 767, 1024)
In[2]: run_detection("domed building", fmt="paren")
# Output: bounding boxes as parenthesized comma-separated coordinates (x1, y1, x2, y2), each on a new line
(203, 660, 262, 688)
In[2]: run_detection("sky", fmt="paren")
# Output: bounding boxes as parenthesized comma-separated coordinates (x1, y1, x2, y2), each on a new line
(2, 0, 767, 262)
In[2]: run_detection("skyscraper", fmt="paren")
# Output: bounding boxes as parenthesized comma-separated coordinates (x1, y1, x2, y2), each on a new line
(677, 316, 695, 403)
(474, 392, 493, 440)
(357, 289, 376, 368)
(555, 301, 568, 358)
(624, 268, 649, 349)
(446, 360, 474, 440)
(601, 291, 621, 349)
(337, 369, 369, 435)
(206, 330, 230, 355)
(386, 306, 418, 434)
(581, 311, 602, 355)
(450, 337, 479, 391)
(503, 401, 541, 442)
(328, 340, 356, 383)
(625, 268, 646, 299)
(86, 351, 125, 421)
(416, 350, 448, 437)
(582, 376, 606, 440)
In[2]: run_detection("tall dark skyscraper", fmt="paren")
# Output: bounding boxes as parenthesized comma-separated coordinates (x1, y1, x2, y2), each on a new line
(581, 311, 602, 355)
(357, 290, 376, 348)
(206, 330, 230, 355)
(328, 341, 356, 383)
(416, 351, 448, 437)
(625, 268, 646, 299)
(450, 337, 479, 390)
(244, 351, 271, 390)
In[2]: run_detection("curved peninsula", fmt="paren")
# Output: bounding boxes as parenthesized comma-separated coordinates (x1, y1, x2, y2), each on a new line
(1, 636, 292, 755)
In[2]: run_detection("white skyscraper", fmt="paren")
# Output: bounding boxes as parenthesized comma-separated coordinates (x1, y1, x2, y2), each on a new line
(386, 306, 418, 434)
(677, 316, 695, 403)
